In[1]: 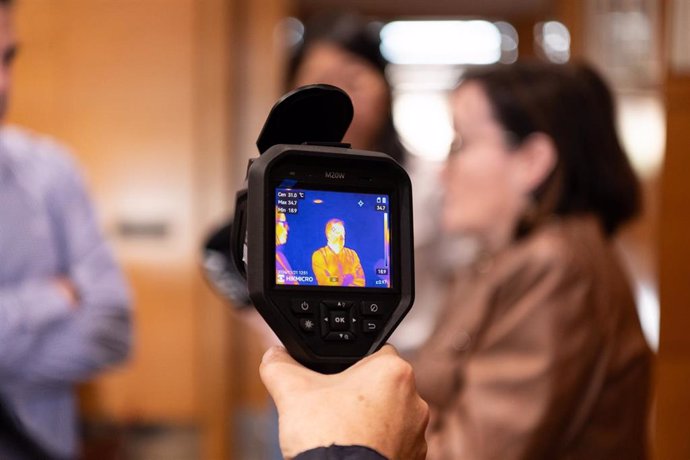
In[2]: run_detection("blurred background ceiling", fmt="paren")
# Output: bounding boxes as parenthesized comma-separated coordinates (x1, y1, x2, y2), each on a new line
(295, 0, 553, 19)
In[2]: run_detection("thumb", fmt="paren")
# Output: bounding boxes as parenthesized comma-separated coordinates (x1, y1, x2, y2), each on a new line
(261, 345, 300, 368)
(259, 346, 311, 400)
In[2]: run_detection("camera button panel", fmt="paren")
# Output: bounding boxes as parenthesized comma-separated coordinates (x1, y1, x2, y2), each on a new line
(279, 294, 400, 359)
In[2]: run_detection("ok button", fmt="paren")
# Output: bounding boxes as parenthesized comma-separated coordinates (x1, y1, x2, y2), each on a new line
(329, 311, 349, 331)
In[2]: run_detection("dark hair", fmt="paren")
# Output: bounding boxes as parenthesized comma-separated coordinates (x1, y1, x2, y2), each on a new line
(462, 60, 641, 237)
(287, 12, 406, 165)
(0, 0, 13, 6)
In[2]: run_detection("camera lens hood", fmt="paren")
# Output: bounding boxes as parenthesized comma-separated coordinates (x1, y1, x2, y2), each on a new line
(256, 84, 354, 154)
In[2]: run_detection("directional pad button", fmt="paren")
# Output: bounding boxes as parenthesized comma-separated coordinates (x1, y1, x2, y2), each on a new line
(325, 331, 355, 342)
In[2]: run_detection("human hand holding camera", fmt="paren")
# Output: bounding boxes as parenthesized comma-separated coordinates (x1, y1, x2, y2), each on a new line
(260, 344, 429, 460)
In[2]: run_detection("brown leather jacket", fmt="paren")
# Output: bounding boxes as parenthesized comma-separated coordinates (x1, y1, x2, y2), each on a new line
(412, 215, 652, 460)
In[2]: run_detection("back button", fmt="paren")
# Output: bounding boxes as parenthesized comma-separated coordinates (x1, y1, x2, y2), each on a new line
(363, 320, 380, 334)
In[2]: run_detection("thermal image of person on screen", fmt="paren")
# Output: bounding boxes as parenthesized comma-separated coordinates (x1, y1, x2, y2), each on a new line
(312, 218, 366, 287)
(276, 209, 298, 285)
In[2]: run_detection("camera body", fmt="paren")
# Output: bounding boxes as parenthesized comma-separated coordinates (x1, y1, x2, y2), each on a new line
(232, 85, 414, 373)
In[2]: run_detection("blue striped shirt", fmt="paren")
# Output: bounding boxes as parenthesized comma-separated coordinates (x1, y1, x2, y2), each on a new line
(0, 126, 131, 459)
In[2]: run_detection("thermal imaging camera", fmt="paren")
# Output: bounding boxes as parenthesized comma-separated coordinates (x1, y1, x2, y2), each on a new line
(231, 84, 414, 373)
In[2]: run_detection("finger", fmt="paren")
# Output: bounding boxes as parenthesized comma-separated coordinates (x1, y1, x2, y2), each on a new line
(260, 345, 297, 367)
(377, 343, 400, 358)
(360, 343, 400, 365)
(350, 343, 401, 372)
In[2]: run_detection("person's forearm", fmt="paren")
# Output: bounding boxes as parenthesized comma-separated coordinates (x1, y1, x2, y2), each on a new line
(13, 303, 131, 386)
(0, 254, 132, 386)
(0, 280, 74, 376)
(1, 293, 131, 386)
(0, 280, 73, 332)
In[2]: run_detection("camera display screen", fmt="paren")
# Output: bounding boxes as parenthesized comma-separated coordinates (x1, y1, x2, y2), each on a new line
(275, 187, 391, 289)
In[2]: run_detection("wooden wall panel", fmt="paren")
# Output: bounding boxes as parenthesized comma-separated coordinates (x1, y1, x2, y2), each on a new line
(656, 75, 690, 460)
(193, 0, 235, 456)
(8, 0, 211, 422)
(227, 0, 293, 409)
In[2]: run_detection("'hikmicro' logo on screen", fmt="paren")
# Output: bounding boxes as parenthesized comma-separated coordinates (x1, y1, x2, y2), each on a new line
(325, 171, 345, 179)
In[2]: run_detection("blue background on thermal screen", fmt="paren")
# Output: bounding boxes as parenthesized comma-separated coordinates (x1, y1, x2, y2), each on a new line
(276, 188, 390, 288)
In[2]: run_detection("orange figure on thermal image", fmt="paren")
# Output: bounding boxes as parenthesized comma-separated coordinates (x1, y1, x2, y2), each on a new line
(276, 209, 298, 285)
(311, 219, 365, 287)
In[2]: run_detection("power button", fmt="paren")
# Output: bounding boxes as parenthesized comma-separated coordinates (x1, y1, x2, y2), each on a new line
(292, 299, 315, 314)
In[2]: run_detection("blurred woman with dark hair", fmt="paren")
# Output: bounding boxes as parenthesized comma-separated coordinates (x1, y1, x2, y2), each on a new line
(412, 61, 652, 460)
(287, 12, 406, 165)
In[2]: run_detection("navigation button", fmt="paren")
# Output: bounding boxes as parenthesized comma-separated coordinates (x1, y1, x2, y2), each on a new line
(323, 300, 354, 310)
(292, 299, 315, 314)
(325, 331, 355, 342)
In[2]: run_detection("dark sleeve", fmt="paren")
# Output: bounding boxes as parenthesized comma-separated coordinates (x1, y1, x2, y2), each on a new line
(201, 218, 251, 306)
(204, 220, 233, 254)
(294, 445, 388, 460)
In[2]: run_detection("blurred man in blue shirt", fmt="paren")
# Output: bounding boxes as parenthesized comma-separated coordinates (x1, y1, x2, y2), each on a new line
(0, 0, 132, 458)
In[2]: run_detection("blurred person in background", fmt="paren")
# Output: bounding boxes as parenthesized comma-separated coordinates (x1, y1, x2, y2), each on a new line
(412, 61, 652, 460)
(286, 12, 405, 164)
(0, 0, 132, 458)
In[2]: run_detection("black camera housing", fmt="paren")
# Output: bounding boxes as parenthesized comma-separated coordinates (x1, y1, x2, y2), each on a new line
(232, 85, 414, 373)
